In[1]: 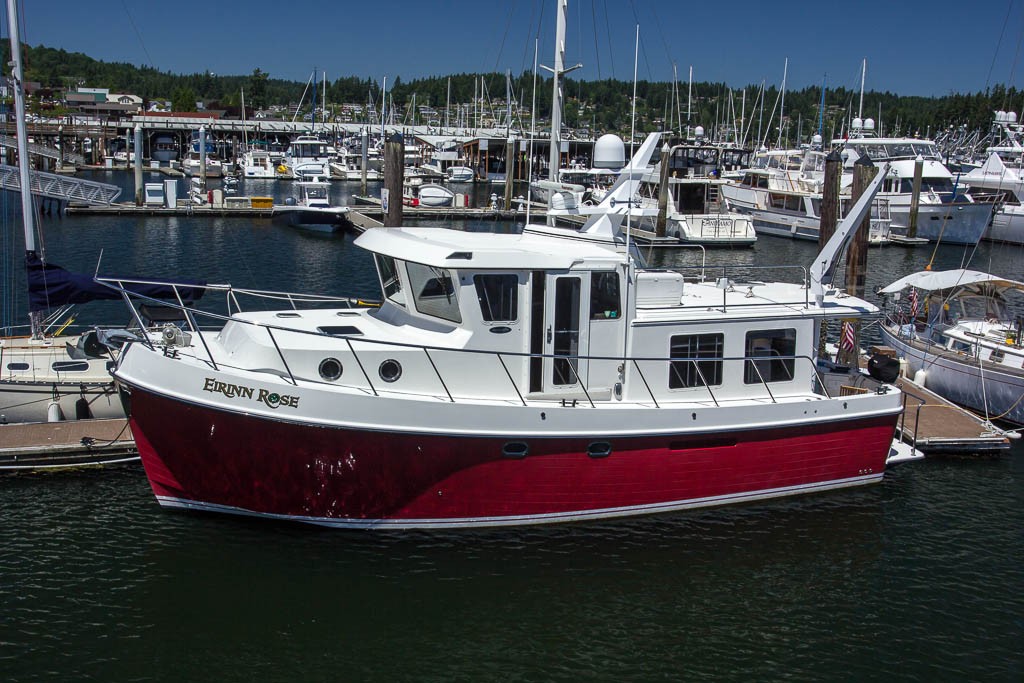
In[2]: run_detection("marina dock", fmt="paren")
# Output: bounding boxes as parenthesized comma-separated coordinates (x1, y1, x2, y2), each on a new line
(894, 376, 1013, 454)
(0, 418, 138, 470)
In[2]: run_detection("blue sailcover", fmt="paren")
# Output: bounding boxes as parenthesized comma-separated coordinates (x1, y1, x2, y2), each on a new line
(26, 252, 205, 312)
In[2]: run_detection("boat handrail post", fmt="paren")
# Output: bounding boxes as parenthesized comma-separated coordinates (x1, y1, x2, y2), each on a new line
(563, 356, 595, 408)
(264, 327, 294, 385)
(809, 356, 832, 399)
(344, 337, 378, 397)
(422, 348, 454, 403)
(116, 279, 155, 350)
(746, 356, 777, 403)
(632, 359, 660, 408)
(496, 353, 527, 407)
(692, 361, 720, 407)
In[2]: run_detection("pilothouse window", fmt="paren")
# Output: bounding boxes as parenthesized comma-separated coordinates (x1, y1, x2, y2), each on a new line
(407, 261, 461, 323)
(744, 329, 796, 384)
(590, 272, 620, 319)
(669, 334, 724, 388)
(474, 274, 518, 321)
(374, 254, 405, 307)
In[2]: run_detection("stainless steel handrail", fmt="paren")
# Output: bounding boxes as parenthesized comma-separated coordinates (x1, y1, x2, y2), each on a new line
(102, 278, 879, 408)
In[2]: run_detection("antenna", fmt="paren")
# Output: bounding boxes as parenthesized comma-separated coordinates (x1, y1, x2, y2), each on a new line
(858, 58, 866, 122)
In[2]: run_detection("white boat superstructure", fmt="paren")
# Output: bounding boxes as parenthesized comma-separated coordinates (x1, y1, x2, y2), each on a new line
(880, 269, 1024, 426)
(285, 135, 332, 180)
(273, 176, 349, 232)
(961, 153, 1024, 244)
(833, 127, 992, 244)
(722, 149, 892, 244)
(240, 148, 278, 179)
(634, 144, 757, 247)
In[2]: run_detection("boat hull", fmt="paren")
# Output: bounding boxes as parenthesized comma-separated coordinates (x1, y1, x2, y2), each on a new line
(125, 384, 898, 528)
(880, 324, 1024, 425)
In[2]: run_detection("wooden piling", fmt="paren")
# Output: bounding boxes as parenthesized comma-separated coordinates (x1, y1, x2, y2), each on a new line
(839, 155, 876, 365)
(360, 128, 368, 196)
(384, 132, 404, 227)
(656, 142, 671, 237)
(908, 154, 924, 238)
(818, 149, 843, 249)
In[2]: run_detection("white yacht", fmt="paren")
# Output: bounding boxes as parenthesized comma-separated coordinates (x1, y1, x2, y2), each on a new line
(284, 135, 332, 180)
(833, 120, 992, 244)
(272, 176, 350, 232)
(961, 153, 1024, 244)
(240, 148, 278, 179)
(722, 145, 892, 243)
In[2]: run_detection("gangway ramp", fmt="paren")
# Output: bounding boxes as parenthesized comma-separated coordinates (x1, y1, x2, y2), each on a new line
(0, 135, 85, 165)
(0, 164, 121, 205)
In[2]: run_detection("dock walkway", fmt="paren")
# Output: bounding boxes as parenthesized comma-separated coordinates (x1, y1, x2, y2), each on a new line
(0, 418, 138, 470)
(894, 377, 1012, 454)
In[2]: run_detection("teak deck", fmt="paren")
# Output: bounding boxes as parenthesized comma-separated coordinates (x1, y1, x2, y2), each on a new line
(895, 377, 1012, 454)
(0, 418, 138, 470)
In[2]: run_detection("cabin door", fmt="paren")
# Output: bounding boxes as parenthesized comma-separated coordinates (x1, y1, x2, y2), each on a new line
(541, 273, 589, 394)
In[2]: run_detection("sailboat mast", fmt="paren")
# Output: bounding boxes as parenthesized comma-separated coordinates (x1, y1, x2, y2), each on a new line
(311, 68, 317, 132)
(777, 57, 787, 148)
(7, 0, 35, 256)
(817, 74, 826, 139)
(858, 59, 866, 121)
(687, 65, 692, 139)
(548, 0, 568, 179)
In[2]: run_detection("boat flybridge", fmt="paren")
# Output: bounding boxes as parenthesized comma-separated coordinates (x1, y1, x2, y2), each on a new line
(101, 132, 914, 529)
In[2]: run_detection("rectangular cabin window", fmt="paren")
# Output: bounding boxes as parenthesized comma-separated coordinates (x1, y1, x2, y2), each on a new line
(374, 254, 405, 307)
(407, 261, 462, 323)
(474, 274, 518, 322)
(744, 328, 796, 384)
(669, 334, 723, 389)
(590, 272, 621, 319)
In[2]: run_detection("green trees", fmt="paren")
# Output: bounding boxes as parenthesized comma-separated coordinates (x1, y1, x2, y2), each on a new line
(7, 41, 1020, 139)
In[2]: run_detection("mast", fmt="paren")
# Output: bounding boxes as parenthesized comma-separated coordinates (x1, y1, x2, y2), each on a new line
(777, 57, 788, 148)
(540, 0, 581, 181)
(858, 58, 866, 121)
(445, 77, 451, 130)
(311, 68, 317, 132)
(241, 87, 248, 148)
(687, 65, 693, 139)
(7, 0, 42, 337)
(817, 74, 826, 138)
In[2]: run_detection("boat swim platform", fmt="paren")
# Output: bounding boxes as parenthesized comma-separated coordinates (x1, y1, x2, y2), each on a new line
(893, 377, 1012, 454)
(0, 418, 138, 471)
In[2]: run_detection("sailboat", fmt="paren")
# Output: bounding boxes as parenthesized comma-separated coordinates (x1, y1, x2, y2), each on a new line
(0, 0, 202, 427)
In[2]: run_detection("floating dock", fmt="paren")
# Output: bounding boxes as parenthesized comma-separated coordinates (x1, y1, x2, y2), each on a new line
(67, 203, 274, 217)
(0, 418, 138, 471)
(894, 376, 1013, 454)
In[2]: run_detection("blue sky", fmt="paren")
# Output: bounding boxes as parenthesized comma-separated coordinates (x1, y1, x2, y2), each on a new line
(8, 0, 1024, 96)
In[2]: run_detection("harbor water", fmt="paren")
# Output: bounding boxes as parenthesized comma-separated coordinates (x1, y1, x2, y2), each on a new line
(1, 173, 1022, 681)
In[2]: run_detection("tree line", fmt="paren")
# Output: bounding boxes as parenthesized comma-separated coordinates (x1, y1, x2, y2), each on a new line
(6, 43, 1019, 143)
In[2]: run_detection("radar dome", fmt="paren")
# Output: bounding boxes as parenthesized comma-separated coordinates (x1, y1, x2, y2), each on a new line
(1010, 111, 1019, 123)
(852, 117, 863, 130)
(864, 118, 875, 130)
(593, 134, 625, 169)
(996, 110, 1008, 122)
(694, 125, 705, 138)
(812, 134, 823, 146)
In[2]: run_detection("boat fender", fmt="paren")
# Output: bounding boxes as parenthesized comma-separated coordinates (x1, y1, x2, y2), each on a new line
(913, 369, 928, 387)
(75, 396, 93, 420)
(47, 400, 65, 422)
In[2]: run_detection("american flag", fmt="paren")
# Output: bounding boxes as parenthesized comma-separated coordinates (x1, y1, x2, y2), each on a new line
(841, 321, 856, 353)
(909, 288, 919, 317)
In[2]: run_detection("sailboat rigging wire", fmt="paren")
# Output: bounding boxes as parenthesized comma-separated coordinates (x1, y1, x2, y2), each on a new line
(601, 0, 616, 77)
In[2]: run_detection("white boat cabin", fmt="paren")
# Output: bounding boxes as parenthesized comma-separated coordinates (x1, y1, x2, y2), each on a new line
(216, 227, 870, 406)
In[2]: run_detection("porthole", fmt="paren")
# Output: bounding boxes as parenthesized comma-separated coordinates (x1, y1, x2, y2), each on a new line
(379, 359, 402, 383)
(318, 357, 343, 381)
(6, 362, 29, 371)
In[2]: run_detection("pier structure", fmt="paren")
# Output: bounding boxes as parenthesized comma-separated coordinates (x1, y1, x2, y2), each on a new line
(0, 117, 598, 179)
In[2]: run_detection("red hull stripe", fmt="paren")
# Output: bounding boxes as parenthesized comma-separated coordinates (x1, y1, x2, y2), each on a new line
(128, 386, 897, 527)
